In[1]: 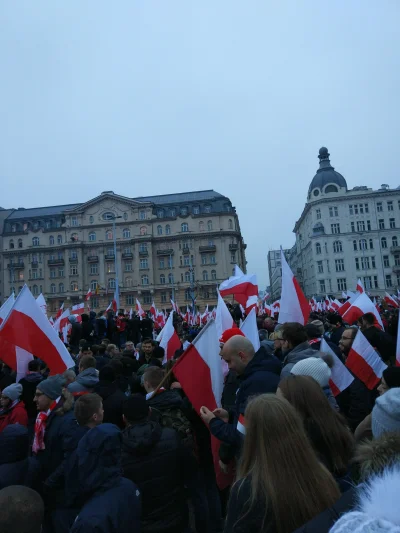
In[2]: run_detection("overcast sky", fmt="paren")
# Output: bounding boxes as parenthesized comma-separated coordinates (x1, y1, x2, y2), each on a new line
(1, 1, 399, 289)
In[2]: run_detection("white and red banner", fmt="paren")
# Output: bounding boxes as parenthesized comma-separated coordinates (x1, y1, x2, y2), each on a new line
(136, 299, 145, 319)
(215, 291, 234, 340)
(150, 301, 157, 320)
(345, 330, 387, 390)
(342, 292, 384, 329)
(219, 267, 258, 312)
(356, 279, 365, 294)
(160, 311, 181, 363)
(36, 293, 47, 316)
(384, 292, 399, 308)
(240, 307, 261, 351)
(320, 338, 354, 396)
(396, 312, 400, 368)
(85, 288, 92, 301)
(71, 303, 85, 316)
(279, 249, 309, 325)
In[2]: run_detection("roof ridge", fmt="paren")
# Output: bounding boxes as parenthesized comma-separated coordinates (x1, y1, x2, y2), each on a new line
(133, 189, 218, 199)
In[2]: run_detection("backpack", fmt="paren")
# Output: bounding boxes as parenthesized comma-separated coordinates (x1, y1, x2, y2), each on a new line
(151, 405, 195, 450)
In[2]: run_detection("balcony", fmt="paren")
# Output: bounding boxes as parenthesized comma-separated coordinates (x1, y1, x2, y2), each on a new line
(48, 259, 65, 266)
(156, 249, 174, 256)
(122, 252, 133, 259)
(69, 257, 78, 264)
(393, 266, 400, 274)
(87, 255, 99, 263)
(139, 250, 149, 257)
(8, 262, 24, 269)
(182, 248, 190, 255)
(199, 245, 216, 253)
(229, 243, 238, 251)
(105, 254, 115, 261)
(390, 246, 400, 254)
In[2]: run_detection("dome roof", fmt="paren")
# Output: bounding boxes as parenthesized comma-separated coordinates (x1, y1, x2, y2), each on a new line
(308, 147, 347, 197)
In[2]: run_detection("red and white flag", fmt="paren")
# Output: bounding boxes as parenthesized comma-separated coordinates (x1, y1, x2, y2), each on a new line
(112, 290, 119, 313)
(345, 330, 387, 390)
(170, 299, 178, 313)
(320, 338, 354, 396)
(331, 299, 341, 311)
(356, 279, 365, 294)
(55, 303, 64, 320)
(53, 307, 71, 333)
(36, 293, 47, 316)
(156, 309, 166, 329)
(105, 302, 112, 312)
(215, 291, 234, 340)
(0, 286, 74, 375)
(219, 269, 258, 312)
(338, 291, 359, 317)
(71, 303, 85, 316)
(279, 249, 309, 325)
(396, 312, 400, 367)
(136, 299, 145, 319)
(240, 307, 261, 351)
(85, 288, 92, 301)
(342, 292, 384, 329)
(384, 292, 399, 308)
(150, 301, 157, 320)
(160, 311, 181, 363)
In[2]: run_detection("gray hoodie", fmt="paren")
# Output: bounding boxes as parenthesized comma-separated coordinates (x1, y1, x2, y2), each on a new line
(280, 341, 321, 380)
(67, 367, 99, 395)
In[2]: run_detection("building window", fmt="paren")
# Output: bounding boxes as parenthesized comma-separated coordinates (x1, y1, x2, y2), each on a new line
(106, 263, 115, 274)
(379, 219, 385, 230)
(231, 253, 236, 263)
(157, 209, 164, 219)
(48, 235, 54, 246)
(160, 274, 166, 284)
(331, 223, 340, 234)
(139, 210, 146, 220)
(377, 202, 383, 212)
(355, 257, 360, 270)
(17, 238, 22, 249)
(168, 256, 173, 268)
(315, 243, 321, 255)
(202, 270, 208, 281)
(393, 236, 399, 247)
(394, 254, 400, 267)
(207, 220, 213, 231)
(105, 230, 113, 240)
(124, 295, 133, 306)
(159, 258, 165, 269)
(50, 268, 56, 279)
(181, 207, 188, 216)
(70, 281, 78, 292)
(228, 219, 233, 230)
(383, 256, 390, 268)
(71, 216, 78, 227)
(388, 201, 394, 211)
(201, 255, 207, 265)
(199, 221, 204, 231)
(59, 283, 64, 293)
(337, 278, 347, 291)
(181, 223, 188, 233)
(357, 221, 365, 232)
(363, 276, 372, 290)
(124, 262, 132, 272)
(140, 259, 148, 269)
(143, 294, 151, 304)
(32, 285, 39, 296)
(89, 232, 96, 242)
(168, 273, 174, 284)
(106, 278, 115, 289)
(317, 261, 324, 273)
(367, 220, 371, 231)
(123, 246, 131, 255)
(204, 205, 211, 213)
(125, 277, 133, 288)
(184, 271, 190, 282)
(329, 206, 338, 217)
(193, 205, 200, 215)
(184, 256, 190, 266)
(165, 225, 171, 235)
(210, 255, 216, 264)
(32, 237, 39, 247)
(359, 239, 367, 251)
(90, 280, 98, 291)
(361, 257, 370, 270)
(157, 225, 162, 235)
(369, 239, 374, 249)
(333, 241, 342, 253)
(57, 235, 63, 244)
(390, 218, 396, 229)
(385, 275, 393, 288)
(316, 208, 321, 220)
(170, 208, 176, 217)
(160, 292, 166, 303)
(370, 256, 376, 268)
(351, 222, 355, 232)
(50, 283, 56, 294)
(90, 264, 98, 275)
(353, 240, 358, 251)
(211, 270, 217, 280)
(89, 216, 94, 224)
(58, 268, 64, 277)
(381, 237, 388, 249)
(70, 265, 78, 276)
(139, 243, 147, 253)
(123, 228, 130, 238)
(373, 276, 378, 288)
(319, 280, 326, 293)
(140, 226, 147, 236)
(335, 259, 345, 272)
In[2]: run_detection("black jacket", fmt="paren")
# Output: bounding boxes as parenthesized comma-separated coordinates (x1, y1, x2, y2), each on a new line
(330, 326, 346, 347)
(19, 372, 44, 419)
(69, 322, 82, 347)
(362, 326, 396, 363)
(0, 424, 36, 489)
(81, 321, 94, 343)
(122, 421, 195, 533)
(336, 375, 377, 432)
(94, 381, 127, 429)
(140, 318, 154, 339)
(221, 370, 240, 412)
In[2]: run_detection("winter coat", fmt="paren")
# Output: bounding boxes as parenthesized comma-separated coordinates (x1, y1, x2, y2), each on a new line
(70, 424, 141, 533)
(81, 321, 95, 343)
(67, 368, 99, 396)
(140, 318, 153, 339)
(0, 424, 36, 489)
(336, 375, 377, 432)
(0, 400, 28, 433)
(355, 432, 400, 481)
(122, 421, 195, 533)
(221, 370, 240, 412)
(69, 322, 82, 347)
(93, 381, 126, 429)
(281, 342, 321, 379)
(95, 317, 108, 340)
(209, 346, 281, 454)
(362, 326, 396, 363)
(19, 372, 44, 419)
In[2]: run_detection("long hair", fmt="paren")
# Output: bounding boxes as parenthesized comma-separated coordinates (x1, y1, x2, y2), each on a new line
(236, 394, 340, 533)
(279, 375, 354, 475)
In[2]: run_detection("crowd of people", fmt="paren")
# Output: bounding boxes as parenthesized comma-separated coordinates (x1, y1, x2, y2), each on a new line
(0, 302, 399, 533)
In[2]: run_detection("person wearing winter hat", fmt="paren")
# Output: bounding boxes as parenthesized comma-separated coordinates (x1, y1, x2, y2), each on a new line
(0, 384, 28, 434)
(371, 388, 400, 438)
(291, 356, 338, 410)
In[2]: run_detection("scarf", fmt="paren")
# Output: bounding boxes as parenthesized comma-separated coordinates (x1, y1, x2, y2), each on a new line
(0, 399, 20, 416)
(146, 387, 165, 400)
(32, 396, 61, 454)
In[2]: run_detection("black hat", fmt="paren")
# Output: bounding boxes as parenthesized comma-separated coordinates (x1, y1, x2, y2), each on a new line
(382, 367, 400, 389)
(123, 394, 149, 423)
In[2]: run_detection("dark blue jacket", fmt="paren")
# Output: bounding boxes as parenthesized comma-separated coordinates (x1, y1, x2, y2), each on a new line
(0, 424, 36, 489)
(70, 424, 141, 533)
(209, 346, 281, 450)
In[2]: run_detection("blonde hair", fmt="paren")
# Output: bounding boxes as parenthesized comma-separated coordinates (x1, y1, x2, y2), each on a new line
(235, 394, 340, 533)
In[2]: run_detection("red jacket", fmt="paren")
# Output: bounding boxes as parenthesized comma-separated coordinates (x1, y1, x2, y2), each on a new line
(0, 401, 28, 434)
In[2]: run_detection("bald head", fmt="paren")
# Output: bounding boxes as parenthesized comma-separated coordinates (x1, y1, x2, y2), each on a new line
(222, 335, 255, 375)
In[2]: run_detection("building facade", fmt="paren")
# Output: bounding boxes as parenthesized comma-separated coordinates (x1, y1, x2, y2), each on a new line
(290, 147, 400, 298)
(1, 190, 246, 313)
(267, 249, 290, 300)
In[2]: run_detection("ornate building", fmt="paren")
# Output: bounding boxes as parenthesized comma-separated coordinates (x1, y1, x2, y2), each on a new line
(0, 190, 246, 313)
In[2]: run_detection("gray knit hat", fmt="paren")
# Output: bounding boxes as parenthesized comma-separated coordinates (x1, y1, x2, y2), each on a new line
(372, 388, 400, 438)
(37, 375, 66, 400)
(2, 383, 23, 401)
(291, 357, 331, 388)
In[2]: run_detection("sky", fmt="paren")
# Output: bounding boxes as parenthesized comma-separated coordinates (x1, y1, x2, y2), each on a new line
(1, 1, 399, 289)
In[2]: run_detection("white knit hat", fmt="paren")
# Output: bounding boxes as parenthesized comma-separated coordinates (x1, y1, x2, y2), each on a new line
(290, 357, 331, 388)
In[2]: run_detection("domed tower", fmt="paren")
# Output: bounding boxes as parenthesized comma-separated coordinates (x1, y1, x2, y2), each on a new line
(307, 147, 347, 201)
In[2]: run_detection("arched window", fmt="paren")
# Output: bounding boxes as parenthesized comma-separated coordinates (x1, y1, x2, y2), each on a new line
(165, 224, 171, 235)
(59, 283, 64, 293)
(48, 236, 54, 245)
(18, 239, 22, 248)
(32, 285, 39, 296)
(70, 282, 78, 292)
(228, 219, 233, 229)
(89, 216, 94, 224)
(199, 221, 204, 231)
(140, 226, 147, 236)
(359, 239, 367, 251)
(105, 230, 113, 240)
(9, 239, 14, 249)
(207, 220, 213, 231)
(393, 236, 398, 247)
(125, 277, 133, 288)
(157, 225, 163, 236)
(185, 271, 190, 282)
(90, 280, 98, 291)
(57, 235, 63, 244)
(202, 271, 208, 281)
(381, 237, 387, 249)
(89, 232, 96, 242)
(123, 228, 131, 239)
(325, 185, 338, 193)
(181, 223, 188, 233)
(315, 242, 321, 254)
(50, 283, 56, 294)
(211, 270, 217, 280)
(141, 275, 149, 286)
(160, 274, 166, 284)
(333, 241, 342, 253)
(32, 237, 39, 247)
(168, 273, 174, 284)
(108, 278, 116, 289)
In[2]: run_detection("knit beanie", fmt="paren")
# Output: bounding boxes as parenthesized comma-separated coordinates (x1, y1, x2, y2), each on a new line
(291, 357, 331, 388)
(37, 375, 65, 400)
(310, 320, 324, 336)
(382, 367, 400, 389)
(219, 328, 245, 344)
(372, 388, 400, 438)
(2, 383, 23, 401)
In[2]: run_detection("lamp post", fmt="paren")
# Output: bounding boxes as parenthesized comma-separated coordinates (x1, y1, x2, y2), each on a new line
(111, 215, 122, 309)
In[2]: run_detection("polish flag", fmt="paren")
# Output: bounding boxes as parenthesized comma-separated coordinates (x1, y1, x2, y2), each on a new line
(347, 290, 356, 298)
(55, 303, 64, 320)
(338, 291, 360, 317)
(279, 249, 309, 325)
(129, 308, 133, 319)
(345, 330, 387, 389)
(331, 299, 341, 311)
(160, 311, 181, 363)
(215, 291, 234, 340)
(71, 303, 85, 316)
(0, 286, 75, 374)
(36, 294, 47, 316)
(136, 299, 145, 319)
(201, 305, 209, 325)
(0, 295, 33, 373)
(85, 288, 92, 301)
(112, 290, 119, 313)
(240, 307, 261, 351)
(396, 312, 400, 367)
(105, 301, 112, 312)
(53, 307, 71, 333)
(156, 310, 165, 329)
(150, 301, 157, 320)
(384, 292, 399, 308)
(170, 299, 178, 313)
(342, 292, 384, 329)
(320, 338, 354, 396)
(341, 291, 348, 299)
(356, 279, 365, 294)
(219, 269, 258, 312)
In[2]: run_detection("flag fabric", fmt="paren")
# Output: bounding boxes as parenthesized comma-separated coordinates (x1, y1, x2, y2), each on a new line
(345, 330, 387, 390)
(170, 299, 178, 313)
(338, 291, 359, 317)
(16, 348, 34, 383)
(356, 279, 365, 294)
(160, 311, 181, 363)
(240, 307, 261, 351)
(342, 292, 384, 330)
(279, 248, 309, 325)
(320, 338, 354, 396)
(135, 299, 145, 319)
(36, 294, 47, 316)
(85, 288, 92, 301)
(0, 294, 32, 372)
(384, 292, 399, 308)
(0, 286, 74, 375)
(396, 313, 400, 367)
(55, 303, 64, 320)
(53, 307, 70, 333)
(112, 290, 119, 313)
(71, 303, 85, 316)
(150, 301, 157, 320)
(215, 291, 234, 340)
(219, 270, 258, 311)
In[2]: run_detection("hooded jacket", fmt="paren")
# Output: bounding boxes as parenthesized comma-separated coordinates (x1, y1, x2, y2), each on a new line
(71, 424, 141, 533)
(0, 424, 35, 489)
(67, 368, 99, 396)
(121, 421, 194, 533)
(19, 372, 44, 419)
(281, 342, 321, 379)
(0, 400, 28, 434)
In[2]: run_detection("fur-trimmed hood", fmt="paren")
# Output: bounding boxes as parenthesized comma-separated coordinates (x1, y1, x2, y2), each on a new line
(354, 432, 400, 481)
(54, 389, 74, 416)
